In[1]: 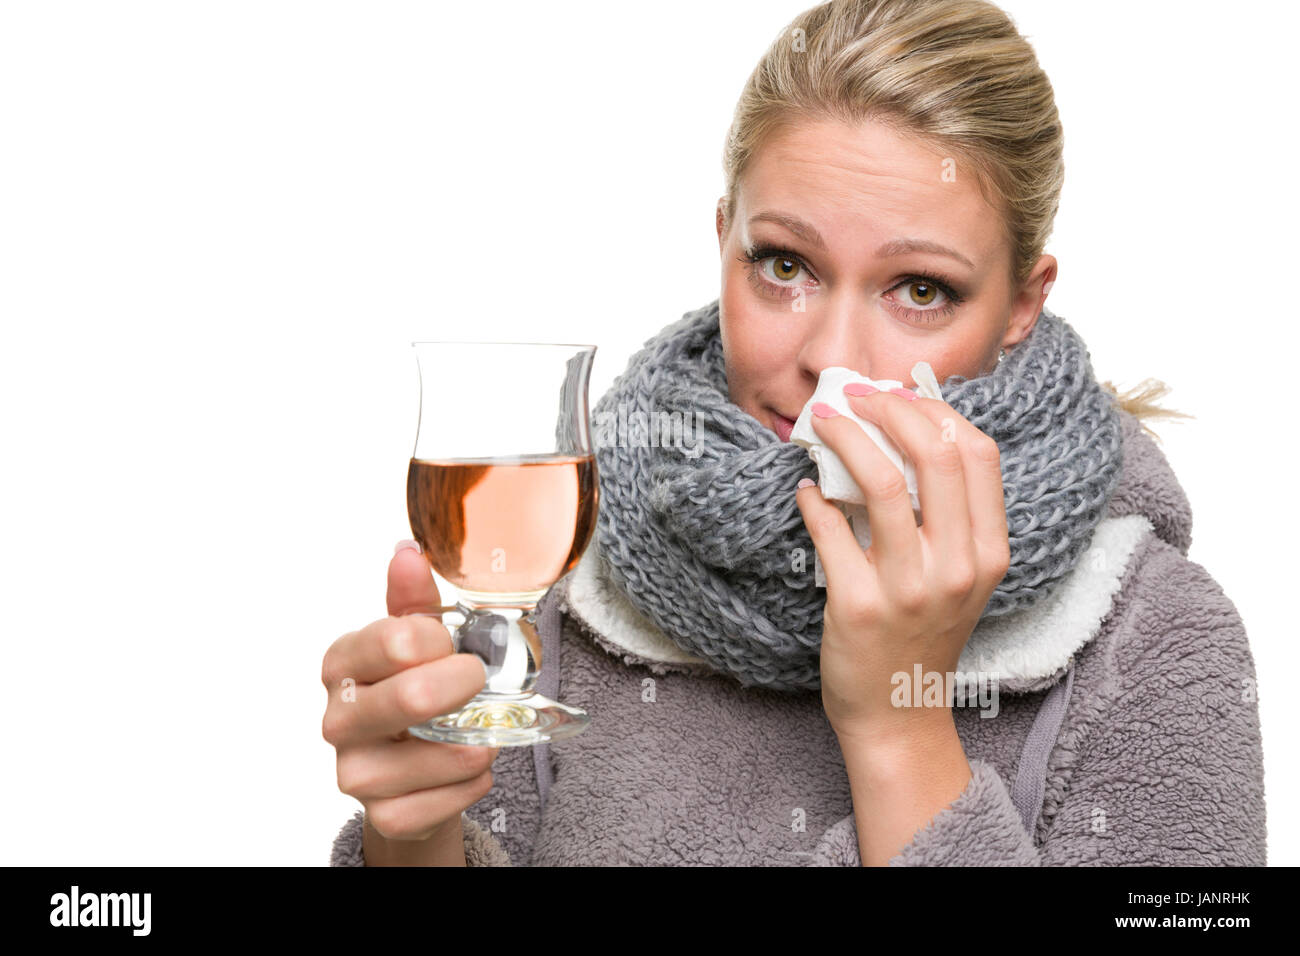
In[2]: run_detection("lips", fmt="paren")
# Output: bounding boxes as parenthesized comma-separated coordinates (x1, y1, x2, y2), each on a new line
(771, 410, 797, 443)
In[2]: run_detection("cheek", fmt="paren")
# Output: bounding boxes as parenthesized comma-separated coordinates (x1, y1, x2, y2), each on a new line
(914, 325, 1000, 382)
(720, 294, 797, 393)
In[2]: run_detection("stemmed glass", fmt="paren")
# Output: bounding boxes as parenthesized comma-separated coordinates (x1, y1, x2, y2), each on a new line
(403, 340, 598, 747)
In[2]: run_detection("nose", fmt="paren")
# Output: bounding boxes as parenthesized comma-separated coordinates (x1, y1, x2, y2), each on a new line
(795, 296, 872, 382)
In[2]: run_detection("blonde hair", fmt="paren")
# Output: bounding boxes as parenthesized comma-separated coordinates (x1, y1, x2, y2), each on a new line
(719, 0, 1188, 440)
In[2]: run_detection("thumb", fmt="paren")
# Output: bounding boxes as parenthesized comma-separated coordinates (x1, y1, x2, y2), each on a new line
(386, 539, 443, 617)
(794, 479, 868, 596)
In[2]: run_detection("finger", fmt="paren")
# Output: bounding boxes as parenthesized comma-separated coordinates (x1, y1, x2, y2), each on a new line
(365, 769, 496, 842)
(809, 403, 921, 576)
(794, 477, 872, 596)
(846, 390, 973, 574)
(337, 736, 500, 800)
(878, 393, 1009, 574)
(322, 613, 455, 691)
(323, 652, 488, 750)
(388, 540, 443, 617)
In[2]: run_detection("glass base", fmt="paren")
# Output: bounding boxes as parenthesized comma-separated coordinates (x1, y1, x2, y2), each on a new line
(406, 692, 590, 747)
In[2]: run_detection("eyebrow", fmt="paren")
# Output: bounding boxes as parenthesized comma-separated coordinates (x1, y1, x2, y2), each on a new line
(748, 210, 975, 270)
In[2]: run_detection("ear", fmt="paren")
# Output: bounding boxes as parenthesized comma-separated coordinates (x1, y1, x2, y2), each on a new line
(716, 197, 727, 251)
(1004, 254, 1058, 348)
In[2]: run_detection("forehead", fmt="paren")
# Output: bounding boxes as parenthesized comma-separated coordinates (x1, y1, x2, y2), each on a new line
(740, 118, 1006, 261)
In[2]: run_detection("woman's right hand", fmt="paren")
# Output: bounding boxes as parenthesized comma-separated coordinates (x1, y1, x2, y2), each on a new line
(321, 540, 500, 852)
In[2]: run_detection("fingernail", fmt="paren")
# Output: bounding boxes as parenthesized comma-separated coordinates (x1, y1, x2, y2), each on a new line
(843, 382, 878, 396)
(887, 387, 918, 401)
(797, 477, 816, 489)
(395, 539, 422, 555)
(811, 402, 839, 418)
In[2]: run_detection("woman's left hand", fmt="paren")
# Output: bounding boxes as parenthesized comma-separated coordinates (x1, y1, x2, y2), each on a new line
(794, 385, 1011, 746)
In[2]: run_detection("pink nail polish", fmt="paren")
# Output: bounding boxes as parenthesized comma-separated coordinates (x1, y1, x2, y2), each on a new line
(887, 387, 918, 401)
(843, 382, 878, 396)
(811, 402, 839, 418)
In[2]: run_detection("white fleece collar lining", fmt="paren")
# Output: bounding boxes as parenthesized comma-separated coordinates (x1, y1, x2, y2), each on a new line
(564, 514, 1155, 685)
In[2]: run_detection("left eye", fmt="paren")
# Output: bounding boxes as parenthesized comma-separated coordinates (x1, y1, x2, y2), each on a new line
(898, 279, 948, 308)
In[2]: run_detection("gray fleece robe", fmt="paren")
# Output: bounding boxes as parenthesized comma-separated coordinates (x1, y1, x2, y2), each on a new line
(330, 408, 1267, 866)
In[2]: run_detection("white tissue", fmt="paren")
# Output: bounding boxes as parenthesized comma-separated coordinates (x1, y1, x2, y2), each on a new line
(789, 362, 944, 587)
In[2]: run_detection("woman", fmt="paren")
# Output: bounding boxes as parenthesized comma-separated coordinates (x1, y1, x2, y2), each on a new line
(323, 0, 1266, 866)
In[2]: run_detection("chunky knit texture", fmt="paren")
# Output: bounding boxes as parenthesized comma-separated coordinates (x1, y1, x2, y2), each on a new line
(590, 298, 1124, 691)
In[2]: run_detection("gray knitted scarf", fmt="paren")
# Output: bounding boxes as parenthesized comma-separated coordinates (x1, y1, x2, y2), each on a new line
(589, 298, 1123, 691)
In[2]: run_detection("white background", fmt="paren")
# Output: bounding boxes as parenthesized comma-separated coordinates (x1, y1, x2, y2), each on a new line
(1, 0, 1294, 865)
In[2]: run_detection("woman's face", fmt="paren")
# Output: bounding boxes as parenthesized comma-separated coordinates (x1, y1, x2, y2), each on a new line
(717, 117, 1056, 442)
